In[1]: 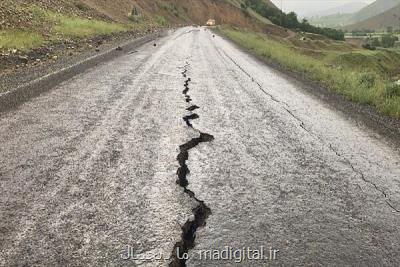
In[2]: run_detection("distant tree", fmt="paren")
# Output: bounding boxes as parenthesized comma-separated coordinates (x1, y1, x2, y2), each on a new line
(371, 38, 381, 47)
(131, 7, 139, 16)
(381, 34, 396, 48)
(387, 26, 393, 33)
(282, 12, 298, 28)
(301, 18, 309, 25)
(362, 43, 376, 50)
(245, 0, 344, 40)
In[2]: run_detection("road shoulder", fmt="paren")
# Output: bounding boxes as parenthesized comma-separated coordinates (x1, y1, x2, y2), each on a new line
(215, 29, 400, 147)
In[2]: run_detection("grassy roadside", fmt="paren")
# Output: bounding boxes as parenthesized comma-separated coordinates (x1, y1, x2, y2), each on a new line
(220, 27, 400, 118)
(0, 5, 165, 52)
(0, 31, 45, 51)
(50, 13, 129, 39)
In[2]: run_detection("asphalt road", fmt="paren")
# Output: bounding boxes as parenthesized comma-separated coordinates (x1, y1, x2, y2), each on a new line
(1, 27, 399, 266)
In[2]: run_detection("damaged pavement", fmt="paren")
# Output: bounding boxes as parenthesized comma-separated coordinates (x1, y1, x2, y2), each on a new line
(0, 27, 400, 266)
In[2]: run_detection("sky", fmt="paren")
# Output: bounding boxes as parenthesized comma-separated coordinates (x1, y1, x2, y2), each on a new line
(270, 0, 374, 16)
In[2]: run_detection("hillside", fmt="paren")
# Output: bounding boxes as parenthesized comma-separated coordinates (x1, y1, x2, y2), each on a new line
(306, 2, 367, 28)
(350, 0, 400, 24)
(345, 4, 400, 31)
(0, 0, 281, 54)
(0, 0, 277, 32)
(81, 0, 269, 28)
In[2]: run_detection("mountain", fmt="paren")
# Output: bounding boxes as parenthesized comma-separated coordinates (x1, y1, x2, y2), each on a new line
(308, 13, 354, 28)
(345, 3, 400, 31)
(308, 0, 400, 29)
(308, 1, 368, 17)
(350, 0, 400, 24)
(306, 2, 367, 28)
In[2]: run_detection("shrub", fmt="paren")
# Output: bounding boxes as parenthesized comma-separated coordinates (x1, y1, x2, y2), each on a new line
(381, 34, 397, 48)
(131, 7, 139, 16)
(75, 2, 89, 11)
(154, 15, 167, 26)
(362, 43, 376, 50)
(385, 84, 400, 98)
(371, 38, 380, 47)
(156, 1, 179, 17)
(359, 72, 376, 89)
(128, 14, 143, 23)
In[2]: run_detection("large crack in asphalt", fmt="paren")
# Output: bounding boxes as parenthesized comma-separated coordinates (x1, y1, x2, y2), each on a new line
(170, 62, 214, 267)
(219, 46, 400, 214)
(187, 105, 200, 112)
(183, 114, 199, 128)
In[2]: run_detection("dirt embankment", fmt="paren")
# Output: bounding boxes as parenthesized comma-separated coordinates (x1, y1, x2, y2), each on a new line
(81, 0, 266, 29)
(79, 0, 288, 39)
(1, 0, 280, 33)
(0, 0, 106, 31)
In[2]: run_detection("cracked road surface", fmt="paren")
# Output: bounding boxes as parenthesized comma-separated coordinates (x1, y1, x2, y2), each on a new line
(1, 27, 400, 266)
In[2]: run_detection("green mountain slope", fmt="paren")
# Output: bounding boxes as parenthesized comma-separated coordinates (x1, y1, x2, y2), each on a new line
(350, 0, 400, 24)
(309, 0, 400, 30)
(345, 4, 400, 31)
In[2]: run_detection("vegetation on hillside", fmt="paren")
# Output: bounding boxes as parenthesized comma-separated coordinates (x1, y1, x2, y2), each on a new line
(221, 27, 400, 118)
(351, 0, 400, 25)
(0, 4, 159, 51)
(345, 4, 400, 32)
(241, 0, 345, 40)
(0, 31, 45, 51)
(356, 32, 400, 50)
(0, 0, 268, 52)
(49, 12, 129, 39)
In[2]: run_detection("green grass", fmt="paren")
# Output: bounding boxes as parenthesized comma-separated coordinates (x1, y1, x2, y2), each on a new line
(51, 15, 129, 38)
(156, 0, 179, 17)
(30, 7, 130, 39)
(0, 6, 130, 51)
(154, 15, 168, 26)
(221, 27, 400, 118)
(0, 31, 45, 51)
